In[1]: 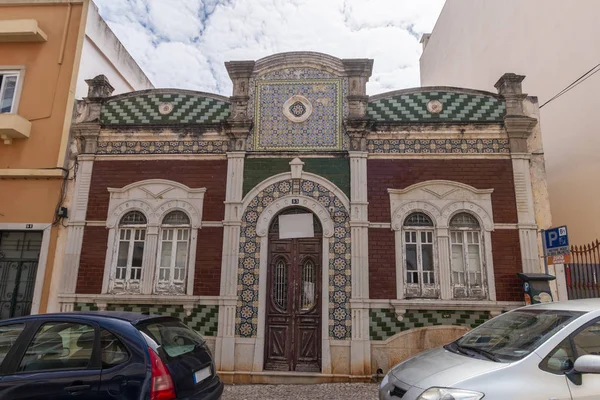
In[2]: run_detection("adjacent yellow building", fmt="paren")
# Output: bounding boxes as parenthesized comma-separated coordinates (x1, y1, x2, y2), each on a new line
(0, 0, 153, 318)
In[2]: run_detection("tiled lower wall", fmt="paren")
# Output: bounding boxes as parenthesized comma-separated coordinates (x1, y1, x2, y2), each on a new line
(369, 309, 490, 340)
(73, 303, 219, 337)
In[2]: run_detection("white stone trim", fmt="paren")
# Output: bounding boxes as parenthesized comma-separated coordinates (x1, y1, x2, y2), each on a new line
(102, 179, 206, 295)
(369, 222, 391, 229)
(368, 153, 511, 160)
(389, 180, 496, 302)
(95, 154, 227, 161)
(251, 199, 334, 374)
(256, 195, 335, 238)
(242, 171, 350, 212)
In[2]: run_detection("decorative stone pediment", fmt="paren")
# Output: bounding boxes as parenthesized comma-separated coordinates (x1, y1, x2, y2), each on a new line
(388, 180, 495, 231)
(106, 180, 206, 229)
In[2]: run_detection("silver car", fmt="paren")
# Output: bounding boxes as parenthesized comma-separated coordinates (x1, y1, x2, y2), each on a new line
(379, 299, 600, 400)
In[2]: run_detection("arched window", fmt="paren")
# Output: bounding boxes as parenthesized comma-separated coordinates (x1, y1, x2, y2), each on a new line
(403, 212, 437, 298)
(156, 211, 191, 293)
(450, 212, 485, 299)
(115, 211, 147, 287)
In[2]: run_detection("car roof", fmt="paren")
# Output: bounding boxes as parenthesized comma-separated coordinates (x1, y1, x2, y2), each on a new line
(522, 299, 600, 313)
(3, 311, 175, 325)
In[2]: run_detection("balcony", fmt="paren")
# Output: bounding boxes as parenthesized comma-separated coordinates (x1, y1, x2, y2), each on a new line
(0, 113, 31, 144)
(0, 19, 47, 43)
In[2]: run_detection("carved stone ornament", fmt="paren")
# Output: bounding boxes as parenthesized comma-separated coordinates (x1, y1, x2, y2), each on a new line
(427, 99, 443, 114)
(283, 95, 313, 123)
(158, 102, 174, 115)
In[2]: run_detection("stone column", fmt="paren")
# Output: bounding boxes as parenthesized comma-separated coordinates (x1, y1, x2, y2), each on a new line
(495, 74, 540, 274)
(215, 152, 245, 373)
(437, 227, 452, 300)
(216, 61, 254, 374)
(58, 76, 114, 312)
(343, 58, 374, 378)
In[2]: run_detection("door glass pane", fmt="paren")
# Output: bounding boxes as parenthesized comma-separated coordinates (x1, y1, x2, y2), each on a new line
(132, 241, 144, 268)
(0, 75, 17, 113)
(0, 324, 25, 364)
(100, 330, 129, 368)
(19, 322, 95, 372)
(159, 240, 172, 282)
(273, 259, 288, 310)
(421, 243, 434, 284)
(467, 244, 481, 272)
(117, 241, 129, 267)
(301, 259, 316, 310)
(175, 241, 188, 282)
(405, 243, 418, 283)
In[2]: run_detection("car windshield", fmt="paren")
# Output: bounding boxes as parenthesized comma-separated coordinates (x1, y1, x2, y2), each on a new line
(451, 309, 584, 362)
(136, 319, 204, 358)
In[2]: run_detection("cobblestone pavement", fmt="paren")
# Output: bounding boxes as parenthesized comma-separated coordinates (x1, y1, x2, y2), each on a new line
(222, 383, 379, 400)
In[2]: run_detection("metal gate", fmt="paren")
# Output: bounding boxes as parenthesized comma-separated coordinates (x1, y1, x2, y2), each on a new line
(0, 231, 42, 319)
(565, 239, 600, 299)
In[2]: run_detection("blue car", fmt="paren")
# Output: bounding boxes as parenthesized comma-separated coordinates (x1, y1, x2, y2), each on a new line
(0, 312, 224, 399)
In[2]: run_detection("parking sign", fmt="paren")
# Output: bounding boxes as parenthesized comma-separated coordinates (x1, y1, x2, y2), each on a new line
(543, 226, 570, 256)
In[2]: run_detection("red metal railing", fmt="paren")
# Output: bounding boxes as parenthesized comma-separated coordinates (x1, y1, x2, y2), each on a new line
(565, 240, 600, 299)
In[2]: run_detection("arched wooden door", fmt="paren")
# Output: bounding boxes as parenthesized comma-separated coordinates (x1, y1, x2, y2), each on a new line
(264, 209, 322, 372)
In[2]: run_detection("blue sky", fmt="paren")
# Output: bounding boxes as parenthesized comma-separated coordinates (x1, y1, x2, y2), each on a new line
(94, 0, 445, 95)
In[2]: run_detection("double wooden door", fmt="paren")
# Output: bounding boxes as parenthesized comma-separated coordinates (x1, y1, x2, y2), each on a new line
(264, 235, 322, 372)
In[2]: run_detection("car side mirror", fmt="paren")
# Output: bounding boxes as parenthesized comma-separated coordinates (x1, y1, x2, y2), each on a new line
(574, 355, 600, 374)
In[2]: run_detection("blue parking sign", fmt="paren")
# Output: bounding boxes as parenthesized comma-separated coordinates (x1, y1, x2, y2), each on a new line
(543, 226, 569, 256)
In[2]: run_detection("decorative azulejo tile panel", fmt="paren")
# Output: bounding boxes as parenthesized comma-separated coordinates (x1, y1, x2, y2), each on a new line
(247, 68, 349, 151)
(367, 91, 505, 123)
(105, 304, 219, 337)
(369, 309, 491, 341)
(74, 302, 99, 312)
(96, 140, 228, 154)
(236, 178, 352, 340)
(101, 93, 230, 125)
(367, 139, 510, 154)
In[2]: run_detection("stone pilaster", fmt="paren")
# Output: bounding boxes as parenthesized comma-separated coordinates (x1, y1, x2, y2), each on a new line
(141, 225, 159, 294)
(224, 61, 255, 151)
(342, 59, 374, 119)
(349, 150, 371, 377)
(436, 227, 452, 300)
(496, 73, 541, 273)
(215, 151, 245, 372)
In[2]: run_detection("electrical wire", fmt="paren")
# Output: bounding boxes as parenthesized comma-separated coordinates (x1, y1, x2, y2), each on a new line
(540, 63, 600, 109)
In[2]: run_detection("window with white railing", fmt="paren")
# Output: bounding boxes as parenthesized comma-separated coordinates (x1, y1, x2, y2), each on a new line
(403, 212, 438, 298)
(450, 212, 486, 299)
(114, 211, 147, 291)
(156, 211, 191, 294)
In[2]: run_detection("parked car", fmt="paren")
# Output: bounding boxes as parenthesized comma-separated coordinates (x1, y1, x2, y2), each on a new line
(379, 299, 600, 400)
(0, 311, 223, 399)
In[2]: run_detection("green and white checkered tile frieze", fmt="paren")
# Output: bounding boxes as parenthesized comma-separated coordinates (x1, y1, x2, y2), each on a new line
(369, 308, 491, 341)
(101, 93, 230, 125)
(74, 303, 218, 337)
(367, 91, 505, 123)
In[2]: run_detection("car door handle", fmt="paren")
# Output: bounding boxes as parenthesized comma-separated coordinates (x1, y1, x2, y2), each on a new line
(65, 384, 91, 393)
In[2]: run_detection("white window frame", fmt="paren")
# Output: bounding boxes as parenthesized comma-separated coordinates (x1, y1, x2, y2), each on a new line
(402, 214, 439, 298)
(389, 181, 497, 302)
(0, 68, 25, 114)
(102, 180, 206, 296)
(155, 211, 192, 294)
(449, 213, 487, 299)
(111, 212, 147, 294)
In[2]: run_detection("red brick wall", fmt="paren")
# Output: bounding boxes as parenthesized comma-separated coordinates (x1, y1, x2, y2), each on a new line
(367, 228, 524, 301)
(86, 160, 227, 221)
(76, 160, 227, 294)
(367, 159, 518, 224)
(76, 226, 109, 294)
(369, 228, 397, 299)
(194, 227, 223, 296)
(492, 230, 523, 302)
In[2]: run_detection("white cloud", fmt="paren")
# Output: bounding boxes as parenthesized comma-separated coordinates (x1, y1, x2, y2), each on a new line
(93, 0, 445, 95)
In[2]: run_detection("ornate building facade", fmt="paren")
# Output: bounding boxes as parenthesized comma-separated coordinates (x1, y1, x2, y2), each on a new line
(57, 52, 550, 382)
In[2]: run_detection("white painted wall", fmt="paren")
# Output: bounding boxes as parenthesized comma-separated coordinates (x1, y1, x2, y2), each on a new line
(420, 0, 600, 245)
(75, 1, 153, 99)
